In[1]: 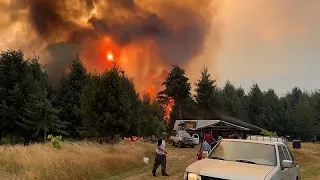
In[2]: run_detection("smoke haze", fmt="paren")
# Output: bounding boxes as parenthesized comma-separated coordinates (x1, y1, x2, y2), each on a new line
(0, 0, 219, 93)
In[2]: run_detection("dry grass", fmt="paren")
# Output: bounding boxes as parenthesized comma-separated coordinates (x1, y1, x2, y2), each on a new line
(0, 141, 154, 180)
(290, 142, 320, 180)
(1, 141, 320, 180)
(125, 142, 320, 180)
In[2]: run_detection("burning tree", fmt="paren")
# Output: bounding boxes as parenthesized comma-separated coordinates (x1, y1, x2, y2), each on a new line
(157, 65, 191, 122)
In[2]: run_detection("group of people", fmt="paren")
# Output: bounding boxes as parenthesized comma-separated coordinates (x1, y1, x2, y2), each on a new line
(197, 132, 223, 160)
(151, 131, 242, 177)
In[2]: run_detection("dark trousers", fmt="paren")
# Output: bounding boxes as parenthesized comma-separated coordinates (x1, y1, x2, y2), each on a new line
(152, 153, 166, 174)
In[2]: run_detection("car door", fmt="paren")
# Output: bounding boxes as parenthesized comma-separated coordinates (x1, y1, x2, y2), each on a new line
(278, 145, 291, 180)
(282, 145, 299, 180)
(192, 134, 199, 144)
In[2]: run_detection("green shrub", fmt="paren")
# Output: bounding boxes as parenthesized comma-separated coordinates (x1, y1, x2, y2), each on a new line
(47, 134, 62, 149)
(260, 130, 277, 137)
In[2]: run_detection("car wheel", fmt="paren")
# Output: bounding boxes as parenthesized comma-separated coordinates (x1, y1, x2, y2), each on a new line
(178, 141, 183, 148)
(191, 145, 194, 148)
(172, 141, 175, 146)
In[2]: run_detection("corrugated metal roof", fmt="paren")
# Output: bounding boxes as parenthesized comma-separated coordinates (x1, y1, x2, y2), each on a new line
(173, 120, 250, 131)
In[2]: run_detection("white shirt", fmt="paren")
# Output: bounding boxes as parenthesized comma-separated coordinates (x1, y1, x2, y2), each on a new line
(156, 139, 166, 155)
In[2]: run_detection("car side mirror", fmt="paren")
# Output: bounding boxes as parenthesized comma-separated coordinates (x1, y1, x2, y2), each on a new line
(282, 160, 294, 169)
(176, 135, 179, 137)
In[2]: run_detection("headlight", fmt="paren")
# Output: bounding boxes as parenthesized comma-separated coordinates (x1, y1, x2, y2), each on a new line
(184, 172, 201, 180)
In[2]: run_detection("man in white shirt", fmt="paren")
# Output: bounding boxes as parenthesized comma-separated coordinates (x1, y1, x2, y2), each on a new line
(152, 132, 169, 177)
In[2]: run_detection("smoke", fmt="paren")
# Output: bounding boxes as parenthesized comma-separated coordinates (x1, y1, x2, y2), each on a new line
(2, 0, 219, 91)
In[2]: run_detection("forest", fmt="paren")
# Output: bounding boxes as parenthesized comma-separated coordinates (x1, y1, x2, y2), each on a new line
(0, 49, 319, 145)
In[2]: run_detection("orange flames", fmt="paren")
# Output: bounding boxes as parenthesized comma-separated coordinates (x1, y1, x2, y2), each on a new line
(80, 37, 121, 72)
(146, 70, 174, 122)
(164, 98, 175, 121)
(79, 36, 175, 122)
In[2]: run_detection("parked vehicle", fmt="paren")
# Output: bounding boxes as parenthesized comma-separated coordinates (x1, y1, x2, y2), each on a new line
(192, 133, 200, 145)
(171, 130, 195, 148)
(184, 139, 300, 180)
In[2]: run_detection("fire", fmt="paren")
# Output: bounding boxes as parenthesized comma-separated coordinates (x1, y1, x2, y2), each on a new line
(106, 52, 114, 61)
(164, 98, 175, 121)
(80, 37, 121, 72)
(80, 37, 173, 121)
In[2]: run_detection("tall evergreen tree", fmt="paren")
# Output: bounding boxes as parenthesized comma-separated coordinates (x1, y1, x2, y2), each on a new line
(293, 99, 317, 138)
(157, 65, 191, 120)
(78, 67, 140, 143)
(247, 83, 264, 127)
(236, 86, 249, 121)
(57, 56, 87, 139)
(0, 50, 30, 145)
(194, 67, 217, 119)
(19, 59, 67, 143)
(221, 81, 243, 119)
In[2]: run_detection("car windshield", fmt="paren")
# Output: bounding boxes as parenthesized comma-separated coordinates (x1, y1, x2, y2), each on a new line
(208, 141, 277, 166)
(179, 132, 191, 138)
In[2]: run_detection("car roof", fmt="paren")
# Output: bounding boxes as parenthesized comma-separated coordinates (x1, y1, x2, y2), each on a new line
(221, 138, 285, 146)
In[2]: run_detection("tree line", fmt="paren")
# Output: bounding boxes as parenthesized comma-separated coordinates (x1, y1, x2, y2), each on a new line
(0, 50, 165, 145)
(0, 49, 318, 145)
(159, 66, 320, 140)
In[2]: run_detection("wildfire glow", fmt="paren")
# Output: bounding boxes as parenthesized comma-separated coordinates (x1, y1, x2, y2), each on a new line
(164, 98, 175, 121)
(106, 52, 114, 61)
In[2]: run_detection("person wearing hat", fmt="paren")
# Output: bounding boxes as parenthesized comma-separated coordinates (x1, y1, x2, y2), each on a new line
(152, 132, 169, 177)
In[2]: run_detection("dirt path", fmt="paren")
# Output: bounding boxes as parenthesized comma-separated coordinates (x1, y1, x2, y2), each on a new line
(123, 145, 199, 180)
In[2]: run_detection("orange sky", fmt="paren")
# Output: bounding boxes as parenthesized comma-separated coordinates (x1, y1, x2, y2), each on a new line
(1, 0, 320, 95)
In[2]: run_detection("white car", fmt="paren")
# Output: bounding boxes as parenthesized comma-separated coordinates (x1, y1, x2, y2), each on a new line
(192, 134, 200, 145)
(171, 131, 195, 148)
(184, 139, 300, 180)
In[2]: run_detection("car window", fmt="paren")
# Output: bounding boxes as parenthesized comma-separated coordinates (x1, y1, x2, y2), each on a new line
(278, 146, 286, 167)
(287, 149, 295, 161)
(208, 141, 277, 166)
(281, 146, 292, 161)
(194, 134, 199, 138)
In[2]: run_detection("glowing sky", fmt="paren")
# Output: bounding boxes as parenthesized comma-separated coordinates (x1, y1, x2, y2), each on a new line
(1, 0, 320, 96)
(213, 0, 320, 95)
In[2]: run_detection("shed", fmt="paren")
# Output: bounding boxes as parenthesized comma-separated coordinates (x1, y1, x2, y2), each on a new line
(173, 120, 251, 139)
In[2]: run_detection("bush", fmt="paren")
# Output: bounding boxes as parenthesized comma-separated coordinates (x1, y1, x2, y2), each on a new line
(47, 134, 62, 149)
(260, 130, 277, 137)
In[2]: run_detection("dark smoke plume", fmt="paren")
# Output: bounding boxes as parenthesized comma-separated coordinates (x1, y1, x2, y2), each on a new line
(8, 0, 217, 84)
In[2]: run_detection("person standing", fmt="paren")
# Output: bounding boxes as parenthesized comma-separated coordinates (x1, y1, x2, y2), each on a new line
(205, 131, 212, 144)
(200, 139, 211, 159)
(152, 132, 169, 177)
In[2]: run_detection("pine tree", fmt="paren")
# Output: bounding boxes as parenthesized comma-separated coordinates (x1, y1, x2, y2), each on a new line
(221, 81, 243, 119)
(57, 56, 87, 139)
(157, 65, 191, 120)
(19, 59, 67, 143)
(247, 83, 264, 127)
(194, 67, 217, 119)
(0, 50, 30, 145)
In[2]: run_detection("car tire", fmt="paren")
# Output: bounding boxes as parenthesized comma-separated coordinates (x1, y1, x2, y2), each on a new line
(191, 145, 194, 148)
(172, 141, 175, 146)
(178, 141, 183, 148)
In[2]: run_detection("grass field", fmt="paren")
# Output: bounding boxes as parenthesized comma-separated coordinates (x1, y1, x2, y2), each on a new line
(290, 142, 320, 180)
(0, 141, 319, 180)
(0, 141, 154, 180)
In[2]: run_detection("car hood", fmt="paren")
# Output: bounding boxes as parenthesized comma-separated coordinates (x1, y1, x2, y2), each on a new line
(185, 158, 275, 180)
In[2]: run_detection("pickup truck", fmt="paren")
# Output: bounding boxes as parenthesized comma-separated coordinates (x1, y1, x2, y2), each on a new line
(170, 131, 196, 148)
(184, 139, 300, 180)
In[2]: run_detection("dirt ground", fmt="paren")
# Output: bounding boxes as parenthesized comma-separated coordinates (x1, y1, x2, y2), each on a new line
(114, 142, 320, 180)
(123, 144, 199, 180)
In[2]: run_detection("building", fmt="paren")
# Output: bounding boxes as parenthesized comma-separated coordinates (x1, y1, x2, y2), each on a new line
(173, 119, 263, 139)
